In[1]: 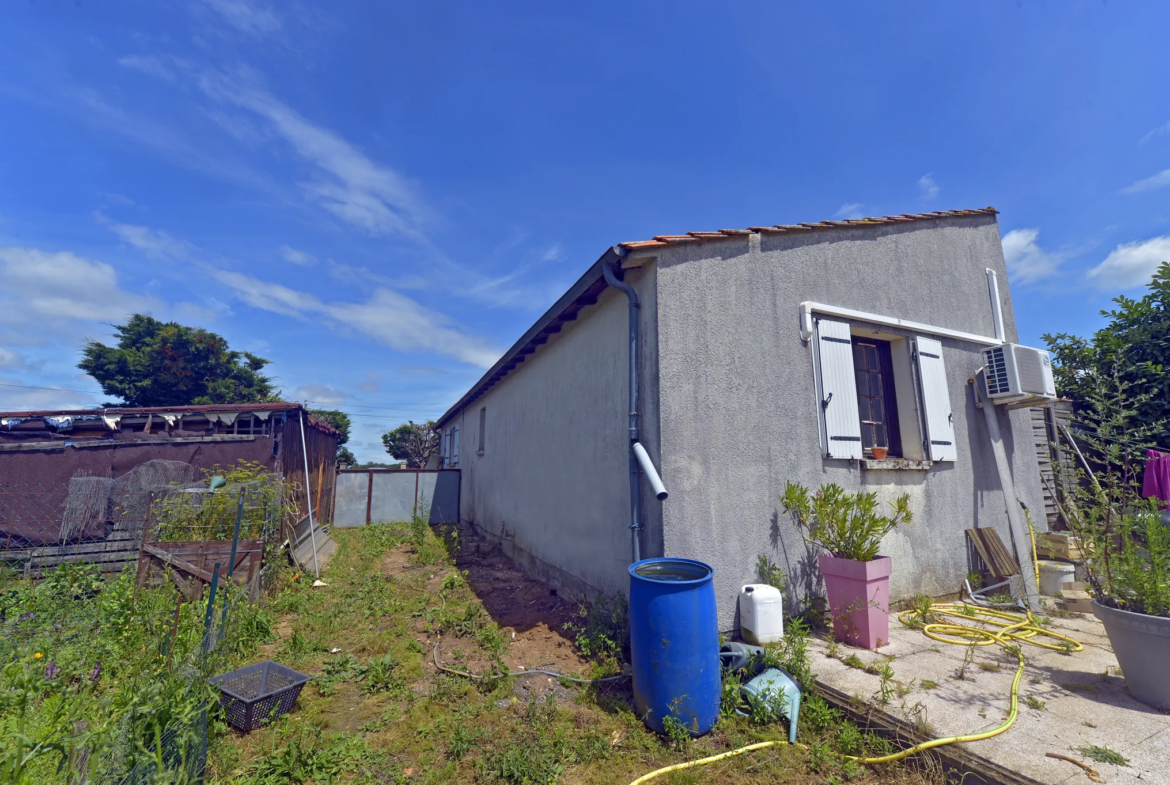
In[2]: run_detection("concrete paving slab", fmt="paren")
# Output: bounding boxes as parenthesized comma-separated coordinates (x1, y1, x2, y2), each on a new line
(807, 609, 1170, 784)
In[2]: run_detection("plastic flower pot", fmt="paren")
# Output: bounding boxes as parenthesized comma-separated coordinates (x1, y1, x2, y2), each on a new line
(818, 553, 891, 649)
(1092, 600, 1170, 710)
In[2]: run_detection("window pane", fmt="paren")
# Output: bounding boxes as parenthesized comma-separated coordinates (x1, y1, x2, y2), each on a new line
(855, 370, 870, 396)
(867, 346, 879, 369)
(871, 373, 883, 397)
(861, 424, 874, 449)
(870, 400, 885, 423)
(853, 344, 865, 366)
(875, 424, 887, 448)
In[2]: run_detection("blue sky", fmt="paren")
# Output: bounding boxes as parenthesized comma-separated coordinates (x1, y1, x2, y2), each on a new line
(1, 1, 1168, 462)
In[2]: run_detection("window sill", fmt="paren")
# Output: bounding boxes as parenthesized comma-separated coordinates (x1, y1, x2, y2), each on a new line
(861, 458, 933, 471)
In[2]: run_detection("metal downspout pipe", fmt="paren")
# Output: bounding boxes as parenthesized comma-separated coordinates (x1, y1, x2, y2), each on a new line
(603, 252, 667, 564)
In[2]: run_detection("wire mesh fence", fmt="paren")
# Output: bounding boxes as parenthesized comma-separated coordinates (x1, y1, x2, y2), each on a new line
(0, 459, 299, 783)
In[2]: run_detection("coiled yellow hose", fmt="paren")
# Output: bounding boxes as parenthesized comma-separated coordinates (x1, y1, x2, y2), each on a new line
(628, 603, 1083, 784)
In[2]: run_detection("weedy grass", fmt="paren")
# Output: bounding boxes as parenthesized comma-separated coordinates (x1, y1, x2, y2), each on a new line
(201, 522, 945, 784)
(0, 559, 276, 783)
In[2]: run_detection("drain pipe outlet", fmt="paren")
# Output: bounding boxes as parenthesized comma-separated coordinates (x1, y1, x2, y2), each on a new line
(603, 252, 649, 563)
(632, 442, 668, 501)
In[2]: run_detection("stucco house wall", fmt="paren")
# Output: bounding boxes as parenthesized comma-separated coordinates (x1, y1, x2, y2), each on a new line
(653, 215, 1046, 628)
(438, 210, 1046, 631)
(450, 265, 660, 600)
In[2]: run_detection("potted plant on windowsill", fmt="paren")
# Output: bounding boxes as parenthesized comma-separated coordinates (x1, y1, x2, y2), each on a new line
(781, 482, 912, 649)
(1058, 365, 1170, 710)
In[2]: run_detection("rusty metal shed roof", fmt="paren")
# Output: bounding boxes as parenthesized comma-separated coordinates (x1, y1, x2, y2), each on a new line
(435, 207, 999, 427)
(0, 402, 340, 437)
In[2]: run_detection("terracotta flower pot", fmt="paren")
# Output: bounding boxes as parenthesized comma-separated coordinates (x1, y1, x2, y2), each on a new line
(818, 553, 891, 649)
(870, 447, 888, 460)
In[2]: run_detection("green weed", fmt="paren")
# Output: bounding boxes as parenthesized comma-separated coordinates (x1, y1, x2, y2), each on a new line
(1079, 745, 1128, 766)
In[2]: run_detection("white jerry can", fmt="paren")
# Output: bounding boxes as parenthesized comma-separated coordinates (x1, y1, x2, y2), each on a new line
(739, 584, 784, 645)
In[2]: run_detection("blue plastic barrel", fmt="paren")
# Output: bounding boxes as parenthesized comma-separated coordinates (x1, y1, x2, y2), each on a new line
(628, 557, 721, 736)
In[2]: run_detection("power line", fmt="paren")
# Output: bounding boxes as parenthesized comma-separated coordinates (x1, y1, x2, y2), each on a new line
(0, 382, 102, 395)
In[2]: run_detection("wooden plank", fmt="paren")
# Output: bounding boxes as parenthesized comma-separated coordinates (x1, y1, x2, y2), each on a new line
(0, 441, 66, 452)
(142, 544, 217, 583)
(966, 528, 1020, 576)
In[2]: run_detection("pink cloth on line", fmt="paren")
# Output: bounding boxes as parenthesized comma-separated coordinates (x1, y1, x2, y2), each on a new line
(1142, 449, 1170, 505)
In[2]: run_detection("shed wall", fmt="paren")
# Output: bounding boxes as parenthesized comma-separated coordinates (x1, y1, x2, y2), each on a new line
(653, 216, 1047, 628)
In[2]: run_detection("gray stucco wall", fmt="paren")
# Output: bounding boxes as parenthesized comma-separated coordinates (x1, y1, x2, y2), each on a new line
(452, 265, 661, 600)
(654, 215, 1047, 629)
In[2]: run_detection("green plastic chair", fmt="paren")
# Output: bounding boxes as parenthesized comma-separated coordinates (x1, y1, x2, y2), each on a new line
(740, 667, 801, 744)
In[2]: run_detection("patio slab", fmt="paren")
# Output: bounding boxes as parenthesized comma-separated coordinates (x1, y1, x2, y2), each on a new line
(806, 605, 1170, 784)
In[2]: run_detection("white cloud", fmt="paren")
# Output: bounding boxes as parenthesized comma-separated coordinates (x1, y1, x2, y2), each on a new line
(356, 373, 381, 393)
(1087, 236, 1170, 289)
(197, 72, 427, 238)
(117, 55, 178, 83)
(917, 174, 939, 200)
(0, 348, 27, 369)
(1001, 228, 1063, 284)
(202, 0, 281, 36)
(94, 211, 187, 258)
(1121, 168, 1170, 195)
(0, 378, 97, 413)
(280, 245, 318, 266)
(540, 243, 564, 263)
(211, 269, 500, 367)
(834, 203, 865, 220)
(1139, 120, 1170, 145)
(0, 247, 156, 333)
(294, 383, 347, 405)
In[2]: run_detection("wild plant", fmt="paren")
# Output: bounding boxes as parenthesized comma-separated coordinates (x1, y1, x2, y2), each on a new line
(1057, 362, 1170, 617)
(781, 481, 912, 562)
(755, 554, 788, 592)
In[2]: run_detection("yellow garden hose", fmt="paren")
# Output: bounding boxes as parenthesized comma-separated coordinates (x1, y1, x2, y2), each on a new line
(628, 603, 1083, 785)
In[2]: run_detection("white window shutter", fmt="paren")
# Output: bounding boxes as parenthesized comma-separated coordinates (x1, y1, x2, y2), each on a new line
(815, 319, 863, 459)
(453, 424, 460, 465)
(914, 337, 957, 462)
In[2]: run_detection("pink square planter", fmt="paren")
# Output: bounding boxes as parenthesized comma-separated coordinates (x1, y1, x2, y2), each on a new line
(818, 553, 891, 650)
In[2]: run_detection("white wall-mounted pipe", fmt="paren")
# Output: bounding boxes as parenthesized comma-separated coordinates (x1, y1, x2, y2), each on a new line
(299, 408, 321, 580)
(986, 268, 1006, 343)
(798, 302, 1001, 346)
(977, 369, 1040, 610)
(632, 441, 668, 501)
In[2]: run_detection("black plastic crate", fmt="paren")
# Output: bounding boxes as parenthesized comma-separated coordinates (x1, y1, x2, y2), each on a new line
(210, 660, 312, 732)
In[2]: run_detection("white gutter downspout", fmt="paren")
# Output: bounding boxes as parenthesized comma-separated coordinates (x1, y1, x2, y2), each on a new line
(986, 269, 1006, 343)
(604, 249, 668, 564)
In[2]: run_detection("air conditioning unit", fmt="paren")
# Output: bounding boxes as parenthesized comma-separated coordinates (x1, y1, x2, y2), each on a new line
(982, 344, 1057, 402)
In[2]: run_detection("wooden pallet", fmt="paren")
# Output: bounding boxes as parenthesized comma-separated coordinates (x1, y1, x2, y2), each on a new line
(1034, 531, 1086, 561)
(2, 530, 143, 575)
(136, 538, 264, 602)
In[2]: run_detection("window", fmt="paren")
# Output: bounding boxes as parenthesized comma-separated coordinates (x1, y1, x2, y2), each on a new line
(477, 407, 486, 455)
(814, 317, 955, 463)
(852, 338, 902, 457)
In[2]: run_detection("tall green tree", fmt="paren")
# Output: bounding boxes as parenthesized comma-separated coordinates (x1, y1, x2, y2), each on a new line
(79, 314, 279, 407)
(381, 420, 439, 468)
(309, 409, 356, 467)
(1044, 261, 1170, 449)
